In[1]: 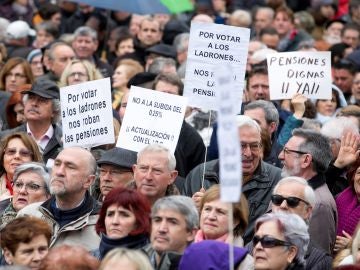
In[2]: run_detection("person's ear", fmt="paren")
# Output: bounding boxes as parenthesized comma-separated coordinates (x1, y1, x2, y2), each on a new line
(186, 228, 197, 242)
(84, 174, 95, 189)
(168, 170, 178, 185)
(3, 248, 14, 265)
(287, 246, 298, 264)
(301, 154, 312, 168)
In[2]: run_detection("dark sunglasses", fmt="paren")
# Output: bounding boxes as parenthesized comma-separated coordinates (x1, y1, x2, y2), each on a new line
(271, 194, 310, 208)
(253, 235, 292, 248)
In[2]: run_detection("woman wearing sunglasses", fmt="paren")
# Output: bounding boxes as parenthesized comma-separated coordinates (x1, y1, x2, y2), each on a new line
(253, 212, 309, 270)
(0, 132, 42, 203)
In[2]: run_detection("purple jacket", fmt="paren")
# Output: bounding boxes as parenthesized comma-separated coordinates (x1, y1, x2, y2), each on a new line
(336, 187, 360, 236)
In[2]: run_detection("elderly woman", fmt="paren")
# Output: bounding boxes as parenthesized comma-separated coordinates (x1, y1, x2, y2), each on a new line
(27, 49, 44, 78)
(99, 248, 153, 270)
(93, 187, 151, 260)
(0, 57, 34, 93)
(0, 132, 42, 202)
(195, 185, 248, 246)
(0, 216, 51, 269)
(59, 59, 103, 87)
(0, 162, 50, 227)
(253, 212, 309, 270)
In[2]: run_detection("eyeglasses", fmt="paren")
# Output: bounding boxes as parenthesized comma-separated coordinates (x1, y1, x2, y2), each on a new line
(281, 147, 308, 156)
(253, 235, 292, 248)
(271, 194, 310, 208)
(241, 142, 262, 152)
(13, 181, 43, 192)
(69, 72, 88, 78)
(4, 148, 33, 158)
(99, 168, 132, 177)
(6, 73, 26, 80)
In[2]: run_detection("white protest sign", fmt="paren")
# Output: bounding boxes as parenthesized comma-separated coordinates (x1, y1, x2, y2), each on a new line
(117, 86, 187, 153)
(217, 65, 242, 203)
(183, 22, 250, 111)
(267, 51, 332, 100)
(60, 78, 115, 148)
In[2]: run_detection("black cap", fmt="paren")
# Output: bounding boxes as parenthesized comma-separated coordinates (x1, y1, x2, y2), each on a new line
(97, 147, 137, 169)
(22, 79, 60, 99)
(146, 44, 177, 59)
(127, 72, 157, 88)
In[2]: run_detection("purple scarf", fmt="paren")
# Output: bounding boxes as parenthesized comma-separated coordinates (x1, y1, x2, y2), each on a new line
(336, 187, 360, 236)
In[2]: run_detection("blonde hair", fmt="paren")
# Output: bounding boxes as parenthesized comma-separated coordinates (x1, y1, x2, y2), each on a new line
(99, 248, 153, 270)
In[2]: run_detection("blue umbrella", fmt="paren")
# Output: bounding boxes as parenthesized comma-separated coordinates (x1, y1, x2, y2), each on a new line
(67, 0, 171, 14)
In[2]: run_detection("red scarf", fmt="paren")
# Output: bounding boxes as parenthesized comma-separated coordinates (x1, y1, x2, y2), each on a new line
(5, 175, 13, 195)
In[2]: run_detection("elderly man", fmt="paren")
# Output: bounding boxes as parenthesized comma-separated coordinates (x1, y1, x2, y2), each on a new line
(96, 147, 137, 200)
(183, 115, 282, 244)
(144, 195, 198, 270)
(0, 79, 62, 163)
(72, 26, 112, 78)
(279, 128, 337, 254)
(270, 177, 333, 268)
(132, 144, 179, 205)
(18, 147, 100, 250)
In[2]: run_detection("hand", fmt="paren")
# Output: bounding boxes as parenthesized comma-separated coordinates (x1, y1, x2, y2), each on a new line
(334, 231, 352, 252)
(291, 93, 307, 119)
(242, 90, 250, 103)
(334, 132, 360, 168)
(192, 188, 205, 211)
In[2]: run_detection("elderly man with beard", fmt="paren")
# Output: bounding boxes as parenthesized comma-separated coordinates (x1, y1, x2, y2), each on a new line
(17, 147, 101, 250)
(278, 128, 337, 254)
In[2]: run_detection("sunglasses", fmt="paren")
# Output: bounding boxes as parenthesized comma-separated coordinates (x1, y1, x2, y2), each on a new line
(253, 235, 292, 248)
(271, 194, 310, 208)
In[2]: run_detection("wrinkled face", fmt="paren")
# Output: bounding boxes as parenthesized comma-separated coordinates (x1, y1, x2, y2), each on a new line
(3, 138, 32, 179)
(255, 10, 273, 33)
(13, 171, 49, 212)
(247, 74, 270, 101)
(99, 164, 133, 197)
(5, 234, 49, 270)
(352, 73, 360, 100)
(50, 148, 92, 196)
(112, 65, 129, 89)
(253, 220, 296, 270)
(116, 38, 135, 56)
(273, 12, 293, 36)
(239, 126, 262, 178)
(5, 64, 27, 93)
(155, 80, 179, 95)
(151, 209, 194, 254)
(72, 35, 98, 59)
(334, 68, 354, 94)
(133, 151, 177, 202)
(326, 22, 344, 38)
(342, 29, 360, 49)
(105, 204, 137, 238)
(137, 20, 162, 47)
(244, 108, 272, 135)
(278, 136, 306, 177)
(24, 94, 54, 124)
(67, 62, 89, 86)
(271, 183, 311, 221)
(30, 55, 44, 77)
(36, 29, 55, 49)
(50, 45, 75, 77)
(200, 199, 229, 239)
(316, 93, 337, 116)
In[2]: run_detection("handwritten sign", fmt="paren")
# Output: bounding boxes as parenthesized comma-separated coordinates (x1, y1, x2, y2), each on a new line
(60, 78, 115, 148)
(217, 65, 242, 203)
(183, 22, 250, 111)
(117, 86, 187, 153)
(267, 51, 332, 100)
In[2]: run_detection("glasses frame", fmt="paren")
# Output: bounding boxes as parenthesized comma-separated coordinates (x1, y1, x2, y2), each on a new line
(271, 194, 310, 208)
(13, 181, 44, 193)
(253, 235, 292, 248)
(282, 147, 308, 156)
(4, 148, 33, 158)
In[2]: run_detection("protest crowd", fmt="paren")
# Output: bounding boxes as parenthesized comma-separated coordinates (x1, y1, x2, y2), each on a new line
(0, 0, 360, 269)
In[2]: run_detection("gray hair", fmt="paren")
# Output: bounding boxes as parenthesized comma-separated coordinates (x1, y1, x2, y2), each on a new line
(47, 41, 72, 61)
(235, 115, 261, 134)
(255, 212, 309, 265)
(137, 144, 176, 171)
(151, 195, 199, 231)
(273, 176, 316, 208)
(321, 116, 359, 139)
(23, 94, 61, 124)
(148, 57, 176, 75)
(13, 162, 50, 194)
(229, 9, 252, 27)
(292, 128, 332, 173)
(173, 33, 189, 53)
(256, 7, 275, 20)
(73, 26, 98, 41)
(244, 100, 279, 128)
(301, 118, 321, 131)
